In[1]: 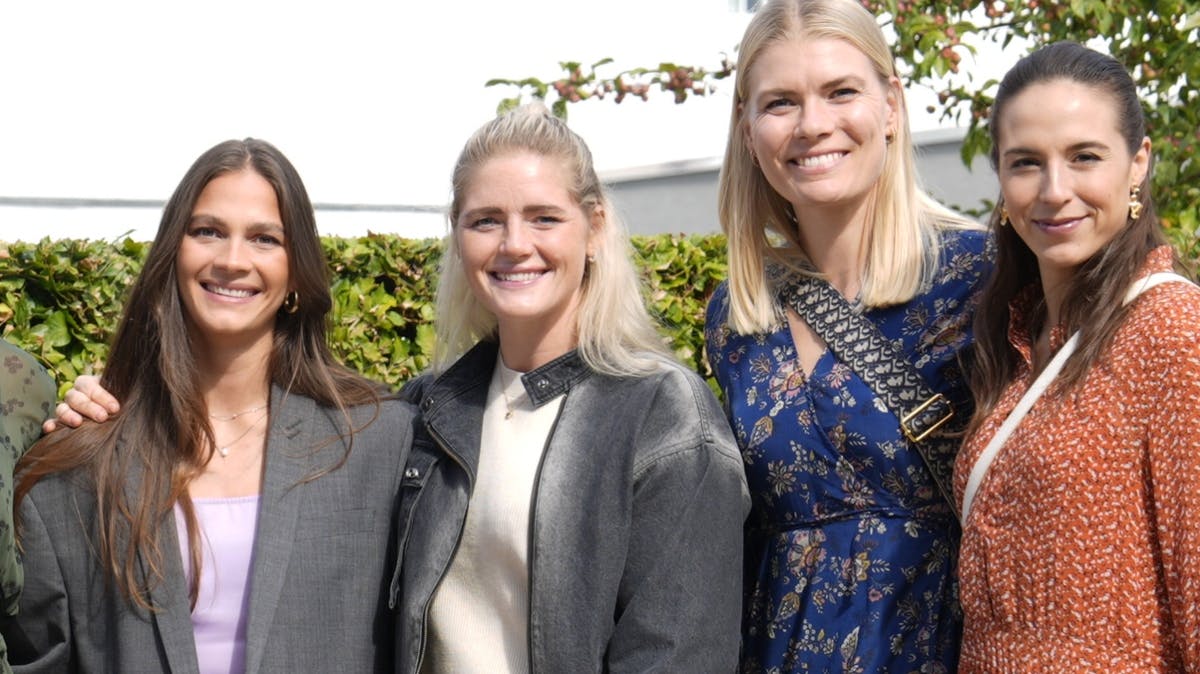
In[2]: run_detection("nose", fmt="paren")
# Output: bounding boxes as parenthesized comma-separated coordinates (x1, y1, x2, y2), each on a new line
(793, 99, 834, 140)
(214, 237, 252, 272)
(500, 221, 533, 257)
(1038, 160, 1072, 206)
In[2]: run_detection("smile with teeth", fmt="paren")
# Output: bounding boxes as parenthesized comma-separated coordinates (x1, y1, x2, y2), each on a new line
(492, 270, 545, 283)
(792, 152, 846, 168)
(203, 282, 258, 298)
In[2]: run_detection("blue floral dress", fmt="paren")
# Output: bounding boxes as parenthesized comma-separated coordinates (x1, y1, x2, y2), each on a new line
(706, 228, 991, 673)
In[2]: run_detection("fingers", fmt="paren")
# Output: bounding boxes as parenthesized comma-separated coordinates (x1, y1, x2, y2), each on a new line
(51, 401, 85, 428)
(61, 388, 114, 424)
(42, 418, 59, 434)
(75, 375, 120, 415)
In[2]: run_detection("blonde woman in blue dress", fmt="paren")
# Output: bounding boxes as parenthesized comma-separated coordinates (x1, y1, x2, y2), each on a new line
(705, 0, 990, 670)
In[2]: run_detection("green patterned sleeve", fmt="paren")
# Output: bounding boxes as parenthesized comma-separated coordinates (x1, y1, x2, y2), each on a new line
(0, 339, 57, 673)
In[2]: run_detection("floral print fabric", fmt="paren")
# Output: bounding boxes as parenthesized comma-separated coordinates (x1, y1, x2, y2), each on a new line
(0, 339, 55, 671)
(953, 246, 1200, 671)
(706, 229, 990, 673)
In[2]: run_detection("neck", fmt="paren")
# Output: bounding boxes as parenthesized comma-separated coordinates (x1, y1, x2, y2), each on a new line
(496, 324, 576, 373)
(793, 204, 870, 298)
(1038, 267, 1072, 332)
(194, 338, 274, 413)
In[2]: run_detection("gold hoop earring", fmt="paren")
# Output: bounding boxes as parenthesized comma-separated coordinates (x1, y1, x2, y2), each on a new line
(998, 206, 1010, 227)
(282, 290, 299, 314)
(1128, 185, 1143, 221)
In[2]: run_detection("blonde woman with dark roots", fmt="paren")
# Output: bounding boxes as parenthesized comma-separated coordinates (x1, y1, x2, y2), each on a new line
(704, 0, 990, 670)
(390, 104, 749, 672)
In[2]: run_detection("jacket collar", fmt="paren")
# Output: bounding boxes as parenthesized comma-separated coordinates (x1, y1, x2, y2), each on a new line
(419, 341, 592, 480)
(427, 340, 593, 410)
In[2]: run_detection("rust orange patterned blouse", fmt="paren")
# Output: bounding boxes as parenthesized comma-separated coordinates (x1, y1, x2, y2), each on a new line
(954, 246, 1200, 672)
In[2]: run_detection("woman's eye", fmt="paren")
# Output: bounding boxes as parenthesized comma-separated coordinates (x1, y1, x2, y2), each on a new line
(253, 234, 282, 246)
(467, 217, 501, 230)
(190, 226, 220, 238)
(830, 87, 858, 99)
(1008, 157, 1039, 170)
(533, 215, 563, 225)
(764, 98, 795, 112)
(1074, 152, 1101, 163)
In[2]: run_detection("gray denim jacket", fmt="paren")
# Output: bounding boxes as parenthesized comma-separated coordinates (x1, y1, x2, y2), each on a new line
(389, 341, 749, 673)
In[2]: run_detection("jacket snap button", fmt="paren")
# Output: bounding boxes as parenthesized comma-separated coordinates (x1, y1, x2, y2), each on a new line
(421, 398, 433, 411)
(404, 467, 419, 479)
(535, 379, 549, 390)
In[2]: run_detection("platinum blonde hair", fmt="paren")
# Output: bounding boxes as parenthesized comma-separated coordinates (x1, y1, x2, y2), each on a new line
(719, 0, 978, 333)
(434, 104, 670, 376)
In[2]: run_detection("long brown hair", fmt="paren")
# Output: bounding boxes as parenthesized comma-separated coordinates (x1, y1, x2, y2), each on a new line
(16, 138, 381, 609)
(969, 42, 1172, 428)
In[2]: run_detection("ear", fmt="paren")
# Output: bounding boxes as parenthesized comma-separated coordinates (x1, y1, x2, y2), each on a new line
(737, 101, 755, 156)
(1129, 135, 1152, 187)
(587, 204, 605, 258)
(884, 75, 903, 139)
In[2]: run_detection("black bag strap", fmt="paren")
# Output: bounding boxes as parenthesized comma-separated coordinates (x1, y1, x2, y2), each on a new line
(774, 269, 958, 515)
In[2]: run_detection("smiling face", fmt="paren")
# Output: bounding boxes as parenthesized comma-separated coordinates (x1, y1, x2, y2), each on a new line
(996, 79, 1150, 292)
(176, 168, 290, 353)
(742, 36, 899, 224)
(454, 151, 599, 357)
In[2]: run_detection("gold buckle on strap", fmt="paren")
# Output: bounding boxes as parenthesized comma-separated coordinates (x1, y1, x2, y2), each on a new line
(901, 393, 954, 443)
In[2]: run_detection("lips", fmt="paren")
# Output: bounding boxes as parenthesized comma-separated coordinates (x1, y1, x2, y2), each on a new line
(202, 282, 259, 299)
(491, 270, 546, 283)
(790, 151, 847, 168)
(1032, 216, 1085, 231)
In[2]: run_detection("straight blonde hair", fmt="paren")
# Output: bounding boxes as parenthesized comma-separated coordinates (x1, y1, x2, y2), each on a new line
(719, 0, 978, 334)
(434, 104, 670, 376)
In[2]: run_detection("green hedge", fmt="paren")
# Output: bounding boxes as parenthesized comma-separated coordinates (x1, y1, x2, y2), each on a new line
(0, 235, 728, 394)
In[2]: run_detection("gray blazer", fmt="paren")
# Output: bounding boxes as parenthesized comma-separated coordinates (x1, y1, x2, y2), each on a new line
(6, 388, 414, 673)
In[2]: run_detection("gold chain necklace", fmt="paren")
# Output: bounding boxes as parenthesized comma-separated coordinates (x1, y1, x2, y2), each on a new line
(208, 401, 269, 422)
(498, 366, 524, 421)
(214, 409, 268, 458)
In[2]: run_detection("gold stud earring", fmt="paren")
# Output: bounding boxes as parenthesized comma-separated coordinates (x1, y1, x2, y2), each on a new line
(998, 206, 1010, 227)
(1128, 185, 1143, 221)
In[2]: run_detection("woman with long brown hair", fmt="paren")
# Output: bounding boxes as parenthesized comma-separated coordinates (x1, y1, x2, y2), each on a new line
(5, 139, 413, 673)
(954, 42, 1200, 671)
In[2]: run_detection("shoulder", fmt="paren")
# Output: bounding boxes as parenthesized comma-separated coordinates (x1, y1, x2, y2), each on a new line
(1127, 279, 1200, 349)
(22, 465, 95, 530)
(705, 280, 732, 325)
(923, 225, 994, 299)
(596, 359, 740, 468)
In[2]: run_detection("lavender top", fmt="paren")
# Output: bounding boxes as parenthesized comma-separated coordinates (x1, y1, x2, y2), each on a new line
(175, 495, 261, 674)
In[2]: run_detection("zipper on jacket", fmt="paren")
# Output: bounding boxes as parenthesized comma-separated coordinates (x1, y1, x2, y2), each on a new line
(414, 423, 472, 672)
(524, 395, 569, 674)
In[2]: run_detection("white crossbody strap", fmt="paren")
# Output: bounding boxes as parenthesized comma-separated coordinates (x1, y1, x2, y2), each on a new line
(960, 272, 1195, 524)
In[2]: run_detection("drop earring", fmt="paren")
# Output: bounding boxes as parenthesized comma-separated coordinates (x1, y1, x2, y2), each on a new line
(998, 206, 1010, 227)
(1128, 185, 1143, 221)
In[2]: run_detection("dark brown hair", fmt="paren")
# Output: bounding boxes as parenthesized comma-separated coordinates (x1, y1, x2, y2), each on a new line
(16, 138, 381, 609)
(969, 42, 1172, 428)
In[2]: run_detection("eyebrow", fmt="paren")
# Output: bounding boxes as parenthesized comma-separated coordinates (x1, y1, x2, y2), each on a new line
(1002, 140, 1112, 158)
(459, 204, 570, 220)
(188, 213, 285, 233)
(754, 75, 869, 99)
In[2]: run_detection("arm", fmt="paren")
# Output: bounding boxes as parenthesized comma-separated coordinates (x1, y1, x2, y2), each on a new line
(3, 494, 73, 673)
(0, 342, 56, 452)
(1146, 335, 1200, 670)
(607, 439, 749, 672)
